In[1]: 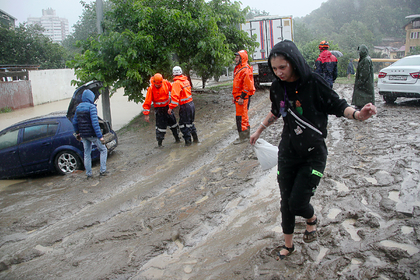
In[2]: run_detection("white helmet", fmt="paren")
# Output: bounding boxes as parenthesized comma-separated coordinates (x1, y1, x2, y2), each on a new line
(173, 66, 182, 76)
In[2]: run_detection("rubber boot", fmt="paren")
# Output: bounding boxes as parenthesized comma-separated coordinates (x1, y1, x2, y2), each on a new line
(233, 129, 249, 145)
(172, 128, 181, 143)
(158, 139, 163, 147)
(185, 137, 192, 147)
(192, 132, 199, 143)
(245, 128, 250, 139)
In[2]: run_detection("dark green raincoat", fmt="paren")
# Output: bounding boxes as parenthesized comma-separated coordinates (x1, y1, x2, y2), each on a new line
(352, 45, 374, 107)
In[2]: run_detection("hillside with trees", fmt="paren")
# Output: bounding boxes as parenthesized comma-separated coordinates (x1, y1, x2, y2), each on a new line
(2, 0, 419, 87)
(292, 0, 420, 76)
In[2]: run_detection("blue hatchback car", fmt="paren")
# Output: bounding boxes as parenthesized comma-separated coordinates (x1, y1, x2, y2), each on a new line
(0, 81, 118, 179)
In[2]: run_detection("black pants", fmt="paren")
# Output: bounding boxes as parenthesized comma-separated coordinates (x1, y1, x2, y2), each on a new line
(179, 101, 197, 140)
(155, 106, 178, 141)
(277, 154, 327, 234)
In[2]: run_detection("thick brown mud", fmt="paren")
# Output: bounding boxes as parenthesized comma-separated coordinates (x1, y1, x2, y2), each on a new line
(0, 83, 419, 280)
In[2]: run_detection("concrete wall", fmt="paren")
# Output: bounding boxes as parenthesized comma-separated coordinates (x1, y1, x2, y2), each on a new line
(29, 69, 77, 105)
(0, 81, 33, 110)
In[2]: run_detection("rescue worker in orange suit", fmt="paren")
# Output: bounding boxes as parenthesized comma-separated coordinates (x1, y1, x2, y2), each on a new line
(314, 41, 338, 88)
(143, 73, 180, 147)
(232, 50, 256, 144)
(168, 66, 198, 146)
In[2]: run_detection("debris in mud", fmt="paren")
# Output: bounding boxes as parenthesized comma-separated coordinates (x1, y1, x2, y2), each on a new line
(1, 84, 420, 279)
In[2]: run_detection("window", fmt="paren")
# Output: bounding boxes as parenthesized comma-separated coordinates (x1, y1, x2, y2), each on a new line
(410, 32, 420, 39)
(413, 20, 420, 28)
(0, 129, 19, 150)
(22, 123, 58, 143)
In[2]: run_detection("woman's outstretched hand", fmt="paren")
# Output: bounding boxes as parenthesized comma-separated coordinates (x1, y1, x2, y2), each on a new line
(358, 103, 377, 120)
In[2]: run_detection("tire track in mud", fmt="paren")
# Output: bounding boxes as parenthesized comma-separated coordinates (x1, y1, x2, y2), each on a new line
(0, 87, 275, 279)
(2, 84, 420, 280)
(241, 85, 420, 280)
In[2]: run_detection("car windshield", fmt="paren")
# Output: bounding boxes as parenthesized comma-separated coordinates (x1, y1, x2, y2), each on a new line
(392, 56, 420, 67)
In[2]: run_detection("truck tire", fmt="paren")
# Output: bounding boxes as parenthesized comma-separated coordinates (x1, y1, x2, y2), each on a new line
(253, 75, 260, 88)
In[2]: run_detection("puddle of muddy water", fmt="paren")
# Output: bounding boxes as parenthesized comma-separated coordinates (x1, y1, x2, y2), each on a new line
(365, 177, 377, 184)
(331, 179, 349, 192)
(388, 191, 400, 203)
(315, 246, 329, 264)
(401, 226, 413, 234)
(342, 219, 361, 242)
(379, 240, 420, 256)
(327, 208, 342, 219)
(0, 179, 27, 192)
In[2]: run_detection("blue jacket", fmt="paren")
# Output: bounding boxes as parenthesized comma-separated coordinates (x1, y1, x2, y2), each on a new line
(72, 89, 103, 138)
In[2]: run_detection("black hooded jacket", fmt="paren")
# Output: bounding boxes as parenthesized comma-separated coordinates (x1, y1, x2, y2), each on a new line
(268, 40, 350, 157)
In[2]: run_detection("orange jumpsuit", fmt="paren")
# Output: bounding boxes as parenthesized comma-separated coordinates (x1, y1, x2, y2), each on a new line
(169, 75, 193, 109)
(232, 50, 255, 132)
(170, 75, 197, 142)
(143, 77, 172, 115)
(143, 77, 179, 142)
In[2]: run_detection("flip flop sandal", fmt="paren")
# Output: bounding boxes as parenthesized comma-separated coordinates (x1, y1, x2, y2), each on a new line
(303, 217, 318, 243)
(273, 245, 295, 261)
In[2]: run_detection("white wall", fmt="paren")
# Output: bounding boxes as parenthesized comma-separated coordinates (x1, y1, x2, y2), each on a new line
(29, 69, 77, 105)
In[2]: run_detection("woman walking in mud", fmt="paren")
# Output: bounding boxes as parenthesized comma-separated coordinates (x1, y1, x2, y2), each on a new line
(250, 40, 377, 260)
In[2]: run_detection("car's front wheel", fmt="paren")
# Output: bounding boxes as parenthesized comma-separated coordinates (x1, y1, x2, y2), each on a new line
(54, 150, 82, 175)
(383, 95, 397, 104)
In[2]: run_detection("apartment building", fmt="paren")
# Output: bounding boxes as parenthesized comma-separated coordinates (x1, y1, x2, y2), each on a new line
(27, 8, 69, 44)
(404, 14, 420, 56)
(0, 9, 16, 30)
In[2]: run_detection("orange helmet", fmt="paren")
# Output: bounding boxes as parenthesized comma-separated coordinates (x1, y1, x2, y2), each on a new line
(319, 41, 329, 50)
(153, 73, 163, 85)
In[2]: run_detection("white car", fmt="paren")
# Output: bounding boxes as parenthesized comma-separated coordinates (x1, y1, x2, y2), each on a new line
(378, 54, 420, 103)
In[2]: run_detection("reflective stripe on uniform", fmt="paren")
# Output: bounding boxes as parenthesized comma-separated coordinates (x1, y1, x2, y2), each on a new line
(155, 99, 170, 105)
(312, 169, 323, 178)
(180, 97, 192, 102)
(180, 124, 193, 128)
(156, 127, 166, 133)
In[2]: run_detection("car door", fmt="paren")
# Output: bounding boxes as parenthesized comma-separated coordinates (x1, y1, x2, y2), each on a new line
(0, 128, 23, 178)
(18, 123, 58, 174)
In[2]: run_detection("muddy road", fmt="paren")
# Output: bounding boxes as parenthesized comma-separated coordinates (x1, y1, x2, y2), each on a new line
(0, 83, 419, 280)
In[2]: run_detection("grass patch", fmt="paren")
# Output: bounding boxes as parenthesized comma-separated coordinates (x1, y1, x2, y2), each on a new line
(0, 107, 13, 113)
(208, 81, 233, 90)
(335, 77, 355, 84)
(335, 76, 378, 84)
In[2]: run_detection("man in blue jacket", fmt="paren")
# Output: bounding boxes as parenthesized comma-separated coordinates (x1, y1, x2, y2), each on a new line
(73, 89, 108, 179)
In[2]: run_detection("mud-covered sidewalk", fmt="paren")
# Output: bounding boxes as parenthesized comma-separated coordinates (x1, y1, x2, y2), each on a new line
(0, 83, 419, 280)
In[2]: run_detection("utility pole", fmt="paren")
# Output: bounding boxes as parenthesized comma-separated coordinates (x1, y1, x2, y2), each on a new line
(96, 0, 112, 124)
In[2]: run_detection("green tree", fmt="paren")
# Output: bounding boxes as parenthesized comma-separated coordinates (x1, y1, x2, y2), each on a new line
(336, 21, 374, 54)
(0, 23, 68, 68)
(297, 39, 340, 70)
(293, 20, 315, 46)
(298, 0, 419, 55)
(67, 0, 257, 101)
(246, 8, 269, 20)
(62, 1, 107, 59)
(408, 46, 420, 56)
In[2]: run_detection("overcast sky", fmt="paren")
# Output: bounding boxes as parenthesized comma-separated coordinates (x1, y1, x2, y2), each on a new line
(1, 0, 326, 31)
